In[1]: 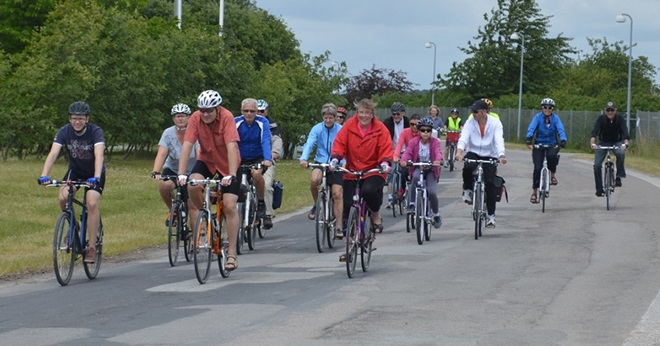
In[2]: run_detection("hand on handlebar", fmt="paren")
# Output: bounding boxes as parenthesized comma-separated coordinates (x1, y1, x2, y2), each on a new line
(38, 176, 51, 185)
(177, 174, 188, 186)
(299, 160, 308, 168)
(221, 175, 235, 186)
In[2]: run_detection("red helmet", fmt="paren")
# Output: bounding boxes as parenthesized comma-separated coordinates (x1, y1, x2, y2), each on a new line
(337, 106, 347, 115)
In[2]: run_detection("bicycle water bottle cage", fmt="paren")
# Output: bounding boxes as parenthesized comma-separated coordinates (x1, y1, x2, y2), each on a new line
(353, 195, 359, 202)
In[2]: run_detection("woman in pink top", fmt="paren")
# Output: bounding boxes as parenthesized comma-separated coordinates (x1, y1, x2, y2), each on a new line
(393, 114, 421, 197)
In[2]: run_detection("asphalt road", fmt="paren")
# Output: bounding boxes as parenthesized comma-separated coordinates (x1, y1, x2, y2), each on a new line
(2, 149, 660, 346)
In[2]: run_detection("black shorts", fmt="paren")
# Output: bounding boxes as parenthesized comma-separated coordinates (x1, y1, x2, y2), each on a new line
(191, 160, 241, 196)
(63, 170, 106, 195)
(240, 158, 268, 175)
(313, 163, 343, 186)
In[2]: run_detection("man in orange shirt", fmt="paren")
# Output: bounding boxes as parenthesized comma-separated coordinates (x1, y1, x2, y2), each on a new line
(178, 90, 241, 271)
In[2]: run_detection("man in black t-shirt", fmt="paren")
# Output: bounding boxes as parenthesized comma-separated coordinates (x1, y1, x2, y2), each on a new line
(589, 101, 630, 196)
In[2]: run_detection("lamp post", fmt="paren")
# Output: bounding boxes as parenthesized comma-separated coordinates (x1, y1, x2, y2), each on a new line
(616, 13, 633, 132)
(425, 42, 437, 105)
(510, 33, 524, 140)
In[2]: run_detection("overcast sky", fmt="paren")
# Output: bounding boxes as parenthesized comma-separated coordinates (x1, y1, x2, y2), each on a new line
(252, 0, 660, 89)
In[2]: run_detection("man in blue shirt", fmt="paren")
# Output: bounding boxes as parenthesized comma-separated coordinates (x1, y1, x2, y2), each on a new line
(235, 98, 272, 218)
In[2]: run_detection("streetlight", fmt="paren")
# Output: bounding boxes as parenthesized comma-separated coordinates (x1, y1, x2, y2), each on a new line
(510, 32, 524, 140)
(425, 42, 437, 105)
(616, 13, 633, 132)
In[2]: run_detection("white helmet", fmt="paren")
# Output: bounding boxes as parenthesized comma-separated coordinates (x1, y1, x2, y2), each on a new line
(256, 99, 269, 111)
(197, 90, 223, 108)
(171, 103, 191, 115)
(541, 98, 556, 107)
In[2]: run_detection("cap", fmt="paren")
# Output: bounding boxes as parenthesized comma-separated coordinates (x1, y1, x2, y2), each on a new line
(469, 99, 489, 112)
(605, 101, 616, 109)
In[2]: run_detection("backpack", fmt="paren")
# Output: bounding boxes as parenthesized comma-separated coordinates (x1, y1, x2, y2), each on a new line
(493, 175, 508, 203)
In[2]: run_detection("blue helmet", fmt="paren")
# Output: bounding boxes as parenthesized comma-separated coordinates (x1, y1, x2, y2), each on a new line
(417, 117, 434, 129)
(256, 99, 269, 111)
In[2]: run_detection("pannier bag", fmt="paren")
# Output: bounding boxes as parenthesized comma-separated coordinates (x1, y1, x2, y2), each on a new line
(272, 181, 284, 209)
(493, 175, 508, 203)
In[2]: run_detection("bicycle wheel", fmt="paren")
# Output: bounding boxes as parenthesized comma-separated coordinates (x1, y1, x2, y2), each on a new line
(326, 196, 336, 249)
(193, 210, 212, 284)
(167, 203, 182, 266)
(605, 163, 613, 210)
(83, 217, 103, 280)
(424, 198, 432, 242)
(415, 190, 424, 245)
(246, 193, 257, 251)
(473, 183, 482, 240)
(346, 207, 359, 278)
(449, 146, 455, 172)
(53, 213, 75, 286)
(406, 211, 413, 233)
(236, 203, 245, 255)
(315, 192, 326, 253)
(217, 215, 230, 278)
(391, 174, 399, 218)
(361, 211, 373, 272)
(182, 211, 191, 262)
(540, 169, 547, 213)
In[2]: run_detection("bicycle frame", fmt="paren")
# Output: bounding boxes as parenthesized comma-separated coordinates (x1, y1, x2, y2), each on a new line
(308, 163, 336, 253)
(446, 130, 460, 172)
(409, 162, 434, 245)
(533, 144, 558, 213)
(160, 175, 190, 266)
(596, 146, 619, 210)
(238, 163, 262, 252)
(464, 158, 496, 240)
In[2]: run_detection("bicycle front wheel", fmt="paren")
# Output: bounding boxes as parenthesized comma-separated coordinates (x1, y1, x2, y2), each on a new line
(246, 194, 257, 251)
(167, 203, 182, 266)
(361, 211, 373, 272)
(424, 198, 432, 242)
(346, 207, 359, 278)
(415, 190, 424, 245)
(83, 217, 103, 280)
(326, 196, 336, 249)
(315, 192, 326, 253)
(193, 210, 212, 284)
(391, 174, 399, 218)
(236, 203, 245, 255)
(540, 169, 547, 213)
(53, 212, 75, 286)
(217, 215, 230, 278)
(605, 164, 613, 210)
(449, 146, 455, 172)
(473, 183, 483, 240)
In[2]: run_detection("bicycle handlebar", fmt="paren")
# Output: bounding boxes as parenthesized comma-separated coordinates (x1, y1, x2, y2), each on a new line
(533, 144, 559, 149)
(595, 145, 622, 150)
(240, 163, 263, 170)
(308, 163, 331, 170)
(336, 167, 382, 177)
(463, 158, 498, 165)
(407, 161, 439, 167)
(45, 180, 89, 188)
(188, 178, 224, 187)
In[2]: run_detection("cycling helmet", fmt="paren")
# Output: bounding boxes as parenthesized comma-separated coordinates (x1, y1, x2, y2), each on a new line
(171, 103, 191, 116)
(482, 98, 493, 109)
(417, 117, 434, 129)
(68, 101, 90, 115)
(450, 108, 459, 114)
(256, 99, 269, 111)
(197, 90, 222, 108)
(391, 102, 405, 113)
(541, 98, 556, 107)
(337, 106, 347, 115)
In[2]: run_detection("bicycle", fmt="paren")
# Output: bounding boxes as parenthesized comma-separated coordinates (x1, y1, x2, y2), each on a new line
(237, 163, 262, 254)
(160, 175, 191, 266)
(464, 158, 497, 240)
(308, 163, 337, 253)
(46, 180, 104, 286)
(188, 178, 231, 284)
(405, 178, 415, 233)
(336, 166, 382, 278)
(596, 146, 620, 211)
(390, 164, 405, 218)
(408, 161, 436, 245)
(533, 144, 559, 213)
(445, 130, 461, 172)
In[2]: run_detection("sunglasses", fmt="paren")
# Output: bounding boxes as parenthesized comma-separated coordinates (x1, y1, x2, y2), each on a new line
(337, 115, 345, 119)
(242, 109, 257, 113)
(257, 109, 266, 113)
(606, 108, 615, 112)
(392, 112, 401, 116)
(419, 128, 433, 133)
(543, 106, 554, 110)
(199, 108, 215, 114)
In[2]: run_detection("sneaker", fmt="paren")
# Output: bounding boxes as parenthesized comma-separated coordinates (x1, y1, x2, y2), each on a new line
(257, 200, 266, 219)
(308, 206, 316, 220)
(263, 215, 273, 229)
(462, 190, 473, 205)
(165, 211, 177, 227)
(407, 203, 415, 214)
(595, 190, 604, 197)
(486, 215, 496, 228)
(433, 215, 442, 229)
(335, 229, 345, 240)
(84, 247, 96, 263)
(615, 177, 622, 187)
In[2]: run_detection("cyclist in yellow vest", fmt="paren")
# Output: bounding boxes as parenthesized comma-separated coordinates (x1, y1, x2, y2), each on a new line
(443, 108, 463, 167)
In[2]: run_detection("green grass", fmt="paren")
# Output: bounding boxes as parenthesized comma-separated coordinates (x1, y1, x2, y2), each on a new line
(0, 158, 311, 279)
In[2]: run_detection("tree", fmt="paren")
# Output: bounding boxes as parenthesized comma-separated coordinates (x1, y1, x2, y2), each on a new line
(439, 0, 575, 105)
(0, 0, 57, 54)
(344, 65, 414, 104)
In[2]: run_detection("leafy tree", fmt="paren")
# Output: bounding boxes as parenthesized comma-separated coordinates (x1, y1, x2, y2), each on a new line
(439, 0, 575, 105)
(0, 0, 57, 54)
(344, 65, 414, 104)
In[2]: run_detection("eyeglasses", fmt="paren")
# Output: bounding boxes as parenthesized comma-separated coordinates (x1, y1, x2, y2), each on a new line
(199, 108, 215, 114)
(257, 110, 266, 113)
(606, 108, 615, 112)
(409, 123, 418, 127)
(242, 109, 257, 113)
(419, 128, 433, 133)
(543, 106, 554, 110)
(70, 117, 86, 123)
(392, 112, 401, 116)
(337, 115, 345, 119)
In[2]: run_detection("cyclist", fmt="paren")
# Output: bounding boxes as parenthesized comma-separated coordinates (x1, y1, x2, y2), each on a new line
(383, 102, 409, 208)
(456, 99, 507, 228)
(151, 103, 200, 225)
(38, 101, 105, 263)
(393, 113, 422, 199)
(525, 98, 567, 204)
(400, 117, 443, 228)
(330, 98, 393, 262)
(256, 99, 283, 229)
(178, 90, 241, 271)
(425, 105, 445, 133)
(299, 103, 344, 237)
(589, 101, 630, 197)
(235, 98, 272, 219)
(468, 98, 500, 120)
(336, 106, 347, 125)
(443, 108, 463, 167)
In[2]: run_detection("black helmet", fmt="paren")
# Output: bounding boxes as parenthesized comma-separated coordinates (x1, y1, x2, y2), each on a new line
(68, 101, 90, 115)
(391, 102, 405, 113)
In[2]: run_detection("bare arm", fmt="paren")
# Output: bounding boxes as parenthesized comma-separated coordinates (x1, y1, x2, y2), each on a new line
(178, 141, 193, 175)
(94, 143, 105, 177)
(226, 141, 239, 177)
(40, 143, 63, 177)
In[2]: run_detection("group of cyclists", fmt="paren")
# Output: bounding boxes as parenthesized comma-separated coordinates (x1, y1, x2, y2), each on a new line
(37, 91, 630, 271)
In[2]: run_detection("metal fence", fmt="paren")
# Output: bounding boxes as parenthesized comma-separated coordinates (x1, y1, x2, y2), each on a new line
(374, 107, 660, 143)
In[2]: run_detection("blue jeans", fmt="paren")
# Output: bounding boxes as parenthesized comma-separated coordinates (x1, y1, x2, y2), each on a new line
(593, 141, 626, 192)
